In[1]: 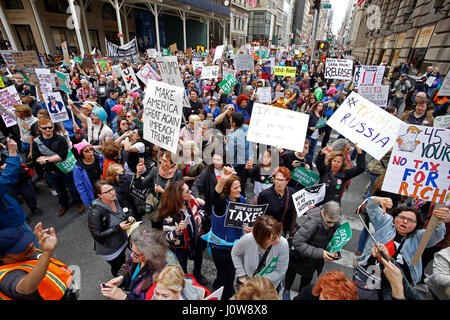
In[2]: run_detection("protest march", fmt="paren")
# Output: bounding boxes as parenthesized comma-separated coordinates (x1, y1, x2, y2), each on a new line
(0, 12, 448, 306)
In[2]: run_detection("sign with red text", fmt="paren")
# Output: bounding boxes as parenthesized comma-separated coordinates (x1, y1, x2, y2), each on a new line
(382, 124, 450, 205)
(121, 66, 140, 93)
(0, 85, 20, 127)
(353, 65, 385, 90)
(358, 85, 389, 108)
(326, 91, 403, 160)
(136, 63, 161, 84)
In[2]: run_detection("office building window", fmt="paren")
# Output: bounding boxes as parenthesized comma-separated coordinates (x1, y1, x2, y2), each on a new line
(13, 25, 37, 51)
(102, 3, 116, 21)
(44, 0, 69, 13)
(1, 0, 24, 10)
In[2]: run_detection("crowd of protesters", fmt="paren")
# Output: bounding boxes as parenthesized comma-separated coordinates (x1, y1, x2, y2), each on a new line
(0, 42, 448, 301)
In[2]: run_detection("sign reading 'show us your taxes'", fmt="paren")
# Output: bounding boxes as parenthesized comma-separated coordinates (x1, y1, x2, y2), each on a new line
(382, 124, 450, 205)
(325, 58, 353, 80)
(326, 91, 403, 160)
(247, 103, 309, 152)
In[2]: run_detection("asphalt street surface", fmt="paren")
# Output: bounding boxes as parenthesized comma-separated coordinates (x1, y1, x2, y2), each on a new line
(24, 132, 374, 300)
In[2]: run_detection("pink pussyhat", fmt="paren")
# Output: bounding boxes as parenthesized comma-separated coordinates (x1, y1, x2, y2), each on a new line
(73, 139, 92, 155)
(111, 104, 124, 115)
(131, 92, 139, 99)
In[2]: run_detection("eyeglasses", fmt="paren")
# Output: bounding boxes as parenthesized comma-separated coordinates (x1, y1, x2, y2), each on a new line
(396, 215, 417, 224)
(83, 148, 94, 153)
(100, 188, 115, 195)
(40, 126, 53, 130)
(324, 216, 339, 225)
(131, 250, 144, 259)
(274, 178, 287, 183)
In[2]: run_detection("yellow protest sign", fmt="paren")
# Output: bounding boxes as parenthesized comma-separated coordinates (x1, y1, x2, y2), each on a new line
(0, 77, 4, 88)
(298, 52, 303, 58)
(273, 66, 297, 77)
(197, 46, 204, 52)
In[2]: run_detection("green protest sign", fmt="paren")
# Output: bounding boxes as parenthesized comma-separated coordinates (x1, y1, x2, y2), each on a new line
(291, 167, 320, 187)
(201, 52, 208, 57)
(74, 56, 83, 64)
(55, 70, 70, 94)
(327, 222, 352, 253)
(218, 73, 237, 94)
(302, 64, 308, 73)
(316, 117, 327, 129)
(162, 48, 170, 56)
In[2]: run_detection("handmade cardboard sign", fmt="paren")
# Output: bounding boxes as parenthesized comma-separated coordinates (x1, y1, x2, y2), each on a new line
(224, 202, 268, 229)
(434, 115, 450, 129)
(10, 51, 41, 69)
(326, 91, 403, 160)
(142, 79, 184, 154)
(326, 222, 352, 253)
(438, 72, 450, 96)
(247, 103, 309, 152)
(0, 85, 21, 127)
(35, 68, 53, 94)
(96, 57, 112, 73)
(273, 66, 296, 77)
(201, 66, 219, 79)
(136, 63, 161, 83)
(358, 85, 389, 108)
(381, 123, 450, 205)
(121, 66, 140, 93)
(256, 86, 272, 103)
(43, 92, 69, 123)
(325, 58, 353, 80)
(233, 54, 254, 73)
(292, 184, 326, 217)
(291, 167, 320, 187)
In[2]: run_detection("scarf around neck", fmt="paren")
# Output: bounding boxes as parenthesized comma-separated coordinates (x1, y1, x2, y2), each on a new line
(159, 164, 178, 179)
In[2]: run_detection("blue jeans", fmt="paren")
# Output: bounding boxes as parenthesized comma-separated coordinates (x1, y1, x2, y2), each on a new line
(45, 170, 82, 208)
(357, 228, 368, 252)
(306, 135, 318, 161)
(365, 173, 380, 198)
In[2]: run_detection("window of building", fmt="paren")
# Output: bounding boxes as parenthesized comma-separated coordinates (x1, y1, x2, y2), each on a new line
(105, 31, 120, 45)
(51, 27, 78, 53)
(44, 0, 69, 13)
(12, 25, 37, 51)
(89, 30, 100, 52)
(1, 0, 24, 10)
(102, 3, 117, 21)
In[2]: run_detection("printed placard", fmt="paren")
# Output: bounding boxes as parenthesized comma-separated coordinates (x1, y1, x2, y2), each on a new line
(291, 167, 320, 187)
(326, 91, 403, 160)
(201, 66, 219, 79)
(233, 54, 254, 73)
(327, 222, 352, 253)
(218, 74, 237, 95)
(381, 124, 450, 205)
(353, 65, 385, 89)
(358, 85, 389, 108)
(224, 202, 268, 229)
(121, 67, 140, 93)
(292, 184, 326, 217)
(35, 68, 53, 94)
(142, 79, 184, 154)
(273, 66, 296, 77)
(315, 117, 327, 129)
(325, 58, 353, 80)
(247, 103, 309, 152)
(0, 85, 21, 127)
(43, 92, 69, 123)
(136, 63, 161, 84)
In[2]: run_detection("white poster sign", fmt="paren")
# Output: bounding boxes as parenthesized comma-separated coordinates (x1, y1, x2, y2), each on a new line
(136, 63, 161, 84)
(325, 58, 353, 80)
(257, 87, 272, 103)
(247, 103, 309, 152)
(382, 124, 450, 205)
(233, 54, 254, 73)
(358, 85, 389, 108)
(142, 79, 184, 154)
(0, 86, 21, 127)
(111, 65, 122, 78)
(437, 72, 450, 96)
(326, 91, 403, 160)
(292, 184, 326, 217)
(35, 68, 53, 94)
(121, 66, 140, 93)
(222, 67, 235, 79)
(156, 56, 190, 108)
(43, 92, 69, 123)
(201, 66, 220, 79)
(434, 115, 450, 129)
(353, 65, 385, 89)
(146, 48, 159, 59)
(213, 45, 224, 62)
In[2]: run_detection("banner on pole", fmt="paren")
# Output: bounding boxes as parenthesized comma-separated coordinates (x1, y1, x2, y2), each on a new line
(106, 38, 138, 63)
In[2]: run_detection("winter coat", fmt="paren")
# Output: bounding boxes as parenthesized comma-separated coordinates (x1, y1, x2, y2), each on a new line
(291, 207, 340, 278)
(72, 154, 104, 206)
(146, 274, 210, 300)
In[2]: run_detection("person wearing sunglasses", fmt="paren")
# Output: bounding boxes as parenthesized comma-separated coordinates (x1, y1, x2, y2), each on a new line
(72, 139, 105, 207)
(88, 180, 135, 277)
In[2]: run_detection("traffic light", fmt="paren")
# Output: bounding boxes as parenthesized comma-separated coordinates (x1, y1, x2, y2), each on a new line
(313, 0, 321, 10)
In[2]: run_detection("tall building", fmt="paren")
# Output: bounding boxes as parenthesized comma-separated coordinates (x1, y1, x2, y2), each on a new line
(279, 0, 295, 46)
(247, 0, 280, 45)
(230, 0, 249, 47)
(338, 0, 357, 47)
(291, 0, 314, 46)
(348, 0, 450, 75)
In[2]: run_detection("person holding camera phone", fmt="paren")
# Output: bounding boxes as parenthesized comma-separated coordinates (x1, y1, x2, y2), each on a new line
(390, 73, 411, 111)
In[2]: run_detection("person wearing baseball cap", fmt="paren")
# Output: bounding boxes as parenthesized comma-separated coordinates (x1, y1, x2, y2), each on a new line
(0, 223, 75, 300)
(19, 88, 41, 117)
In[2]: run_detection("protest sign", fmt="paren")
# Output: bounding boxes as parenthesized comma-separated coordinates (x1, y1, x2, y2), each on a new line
(169, 43, 178, 53)
(301, 64, 308, 73)
(0, 50, 16, 66)
(0, 77, 4, 88)
(326, 91, 403, 160)
(273, 66, 296, 77)
(142, 79, 184, 154)
(275, 91, 284, 99)
(218, 74, 237, 95)
(61, 41, 70, 66)
(146, 48, 159, 59)
(326, 222, 352, 253)
(426, 76, 436, 87)
(233, 54, 254, 73)
(55, 71, 71, 94)
(197, 46, 204, 52)
(224, 202, 268, 229)
(292, 184, 326, 217)
(358, 85, 389, 108)
(438, 72, 450, 96)
(381, 123, 450, 205)
(247, 103, 309, 152)
(74, 56, 83, 64)
(256, 86, 272, 103)
(136, 63, 161, 84)
(0, 85, 21, 127)
(43, 92, 69, 123)
(325, 58, 353, 81)
(111, 65, 122, 78)
(291, 167, 320, 187)
(222, 67, 235, 79)
(353, 65, 385, 89)
(96, 58, 112, 73)
(434, 115, 450, 129)
(106, 38, 139, 63)
(10, 51, 40, 69)
(156, 56, 190, 108)
(35, 68, 53, 94)
(315, 117, 327, 129)
(82, 53, 95, 70)
(162, 48, 170, 56)
(201, 66, 219, 79)
(121, 66, 140, 93)
(213, 45, 224, 62)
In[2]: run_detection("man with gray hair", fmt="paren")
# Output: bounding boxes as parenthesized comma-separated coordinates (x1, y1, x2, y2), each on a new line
(283, 201, 341, 299)
(77, 78, 98, 103)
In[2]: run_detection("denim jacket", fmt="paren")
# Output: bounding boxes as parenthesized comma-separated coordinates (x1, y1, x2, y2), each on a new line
(225, 125, 255, 167)
(357, 198, 445, 285)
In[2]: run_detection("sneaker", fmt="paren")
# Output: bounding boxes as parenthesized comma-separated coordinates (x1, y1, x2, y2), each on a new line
(31, 207, 44, 216)
(58, 207, 68, 217)
(51, 189, 58, 196)
(76, 204, 85, 214)
(282, 288, 291, 300)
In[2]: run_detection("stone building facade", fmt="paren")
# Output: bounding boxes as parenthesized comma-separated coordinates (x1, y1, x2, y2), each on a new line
(349, 0, 450, 75)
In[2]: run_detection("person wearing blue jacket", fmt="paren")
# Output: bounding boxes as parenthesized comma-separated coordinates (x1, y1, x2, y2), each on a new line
(0, 137, 37, 245)
(72, 139, 104, 207)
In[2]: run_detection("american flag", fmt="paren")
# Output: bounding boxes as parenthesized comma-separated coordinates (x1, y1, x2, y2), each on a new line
(357, 0, 365, 6)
